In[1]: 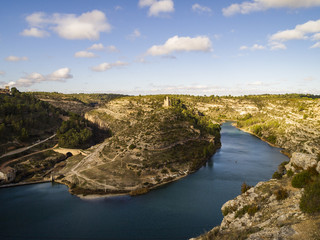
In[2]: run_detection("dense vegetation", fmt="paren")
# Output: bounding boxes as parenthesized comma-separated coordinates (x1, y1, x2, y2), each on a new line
(0, 88, 62, 144)
(57, 114, 110, 149)
(170, 97, 221, 140)
(300, 177, 320, 213)
(289, 167, 320, 213)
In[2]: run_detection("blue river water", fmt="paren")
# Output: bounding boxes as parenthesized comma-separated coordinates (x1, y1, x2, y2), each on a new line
(0, 122, 289, 240)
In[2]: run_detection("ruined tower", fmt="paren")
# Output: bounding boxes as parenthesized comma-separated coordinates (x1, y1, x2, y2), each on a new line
(163, 96, 171, 108)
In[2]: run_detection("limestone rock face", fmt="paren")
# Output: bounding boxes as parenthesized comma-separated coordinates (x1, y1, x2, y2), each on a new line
(317, 161, 320, 174)
(192, 178, 319, 240)
(285, 152, 318, 172)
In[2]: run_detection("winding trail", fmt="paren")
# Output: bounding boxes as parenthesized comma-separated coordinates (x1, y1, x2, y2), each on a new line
(0, 134, 56, 159)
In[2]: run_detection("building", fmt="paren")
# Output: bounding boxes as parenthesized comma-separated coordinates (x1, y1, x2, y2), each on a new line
(163, 96, 171, 108)
(0, 86, 10, 94)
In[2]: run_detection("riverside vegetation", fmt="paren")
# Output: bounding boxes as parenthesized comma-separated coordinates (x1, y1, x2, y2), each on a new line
(1, 91, 320, 239)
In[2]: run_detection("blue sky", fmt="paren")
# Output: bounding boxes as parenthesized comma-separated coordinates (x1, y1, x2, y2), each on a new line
(0, 0, 319, 95)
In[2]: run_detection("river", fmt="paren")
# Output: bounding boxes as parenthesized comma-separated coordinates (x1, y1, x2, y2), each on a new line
(0, 122, 289, 240)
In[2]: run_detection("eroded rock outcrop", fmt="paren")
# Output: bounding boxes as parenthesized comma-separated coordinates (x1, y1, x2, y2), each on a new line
(285, 152, 318, 172)
(194, 151, 320, 240)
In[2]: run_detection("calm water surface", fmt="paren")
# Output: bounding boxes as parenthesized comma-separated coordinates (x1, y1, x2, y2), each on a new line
(0, 122, 289, 240)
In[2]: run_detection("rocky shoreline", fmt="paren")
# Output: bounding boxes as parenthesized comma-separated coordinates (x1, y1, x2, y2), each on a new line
(193, 149, 320, 240)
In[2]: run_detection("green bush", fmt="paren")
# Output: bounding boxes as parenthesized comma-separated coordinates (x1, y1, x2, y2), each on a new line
(252, 124, 263, 136)
(291, 170, 312, 188)
(300, 178, 320, 213)
(287, 169, 294, 177)
(222, 205, 238, 216)
(272, 171, 282, 179)
(241, 182, 252, 194)
(129, 144, 136, 150)
(274, 188, 289, 200)
(222, 207, 231, 216)
(247, 205, 259, 216)
(235, 205, 259, 218)
(266, 135, 277, 144)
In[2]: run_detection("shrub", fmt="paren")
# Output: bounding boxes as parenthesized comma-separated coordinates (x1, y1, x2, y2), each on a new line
(291, 170, 312, 188)
(300, 178, 320, 213)
(266, 135, 277, 145)
(241, 182, 252, 194)
(161, 168, 168, 174)
(129, 144, 136, 150)
(235, 205, 249, 218)
(252, 124, 263, 136)
(222, 205, 237, 216)
(247, 205, 259, 216)
(222, 207, 231, 216)
(278, 161, 289, 174)
(272, 171, 282, 180)
(287, 169, 294, 177)
(274, 188, 289, 200)
(235, 205, 259, 218)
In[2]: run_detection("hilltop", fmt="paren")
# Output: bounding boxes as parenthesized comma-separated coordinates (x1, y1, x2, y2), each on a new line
(57, 95, 220, 196)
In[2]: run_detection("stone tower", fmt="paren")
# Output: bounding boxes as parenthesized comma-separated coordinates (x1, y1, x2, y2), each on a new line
(163, 96, 171, 108)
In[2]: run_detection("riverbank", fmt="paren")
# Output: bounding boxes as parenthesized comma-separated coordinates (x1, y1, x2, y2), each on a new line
(58, 154, 216, 200)
(0, 122, 288, 240)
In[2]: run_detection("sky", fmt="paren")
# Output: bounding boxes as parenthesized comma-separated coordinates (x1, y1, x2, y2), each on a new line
(0, 0, 319, 96)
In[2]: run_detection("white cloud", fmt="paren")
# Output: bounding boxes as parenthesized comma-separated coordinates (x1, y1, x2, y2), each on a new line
(22, 10, 111, 40)
(20, 27, 50, 38)
(311, 42, 320, 48)
(270, 29, 306, 42)
(0, 71, 5, 76)
(269, 41, 287, 50)
(239, 44, 265, 51)
(139, 0, 174, 17)
(128, 29, 141, 40)
(269, 19, 320, 48)
(223, 0, 320, 16)
(88, 43, 105, 50)
(48, 68, 73, 80)
(87, 43, 119, 52)
(107, 45, 119, 52)
(115, 6, 123, 11)
(26, 12, 48, 27)
(74, 51, 96, 58)
(192, 3, 212, 14)
(5, 56, 28, 62)
(312, 33, 320, 40)
(248, 81, 263, 86)
(91, 61, 128, 72)
(146, 35, 212, 56)
(8, 68, 72, 87)
(252, 44, 265, 50)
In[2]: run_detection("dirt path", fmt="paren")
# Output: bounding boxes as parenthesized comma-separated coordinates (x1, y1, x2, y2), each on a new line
(0, 148, 52, 170)
(0, 134, 56, 159)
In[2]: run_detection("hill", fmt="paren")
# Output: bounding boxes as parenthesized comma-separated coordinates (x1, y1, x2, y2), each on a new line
(57, 96, 220, 196)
